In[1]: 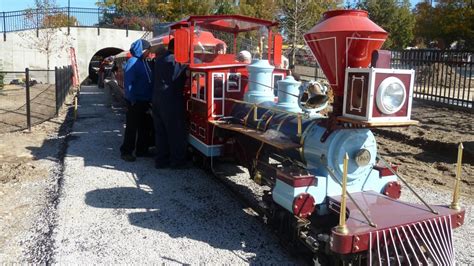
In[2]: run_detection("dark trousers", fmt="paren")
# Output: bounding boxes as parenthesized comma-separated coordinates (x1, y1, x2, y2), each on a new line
(120, 101, 151, 155)
(98, 72, 104, 88)
(152, 99, 187, 167)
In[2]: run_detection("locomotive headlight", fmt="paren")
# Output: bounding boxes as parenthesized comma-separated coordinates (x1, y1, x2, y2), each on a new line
(376, 77, 406, 114)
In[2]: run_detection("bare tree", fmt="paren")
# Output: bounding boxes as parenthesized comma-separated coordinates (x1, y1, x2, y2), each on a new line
(18, 0, 74, 72)
(278, 0, 337, 65)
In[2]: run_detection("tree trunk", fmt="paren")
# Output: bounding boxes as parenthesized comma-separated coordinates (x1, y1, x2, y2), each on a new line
(47, 50, 50, 83)
(291, 0, 298, 66)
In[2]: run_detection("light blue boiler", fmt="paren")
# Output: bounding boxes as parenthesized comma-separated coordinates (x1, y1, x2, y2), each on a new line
(271, 123, 397, 215)
(230, 102, 397, 216)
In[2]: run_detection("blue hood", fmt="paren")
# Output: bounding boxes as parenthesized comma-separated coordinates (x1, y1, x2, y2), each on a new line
(124, 39, 153, 103)
(130, 39, 150, 58)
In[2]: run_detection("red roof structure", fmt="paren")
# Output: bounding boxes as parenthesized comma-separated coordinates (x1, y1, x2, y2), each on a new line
(171, 15, 278, 33)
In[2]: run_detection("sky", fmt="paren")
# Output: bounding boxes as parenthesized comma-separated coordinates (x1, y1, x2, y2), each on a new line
(0, 0, 97, 12)
(0, 0, 424, 12)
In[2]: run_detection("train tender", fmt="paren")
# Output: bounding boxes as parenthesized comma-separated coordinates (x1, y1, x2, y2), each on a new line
(121, 11, 466, 265)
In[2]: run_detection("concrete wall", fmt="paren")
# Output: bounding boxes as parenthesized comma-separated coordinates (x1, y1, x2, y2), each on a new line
(0, 27, 146, 82)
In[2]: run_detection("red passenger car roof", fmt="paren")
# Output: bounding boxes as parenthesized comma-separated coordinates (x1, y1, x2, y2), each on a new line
(171, 15, 278, 33)
(150, 31, 225, 47)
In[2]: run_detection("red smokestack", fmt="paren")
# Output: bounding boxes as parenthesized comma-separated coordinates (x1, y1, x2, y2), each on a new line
(304, 10, 387, 114)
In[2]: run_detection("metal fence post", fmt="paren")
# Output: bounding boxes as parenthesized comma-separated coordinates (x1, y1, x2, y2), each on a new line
(67, 3, 70, 35)
(60, 67, 64, 106)
(25, 68, 31, 131)
(3, 12, 6, 41)
(55, 66, 59, 116)
(97, 8, 100, 35)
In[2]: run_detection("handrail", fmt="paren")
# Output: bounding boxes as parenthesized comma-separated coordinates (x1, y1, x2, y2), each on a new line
(225, 97, 301, 116)
(377, 156, 438, 214)
(325, 166, 377, 228)
(226, 97, 304, 137)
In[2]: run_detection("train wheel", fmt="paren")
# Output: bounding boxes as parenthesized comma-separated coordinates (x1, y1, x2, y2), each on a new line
(190, 147, 212, 171)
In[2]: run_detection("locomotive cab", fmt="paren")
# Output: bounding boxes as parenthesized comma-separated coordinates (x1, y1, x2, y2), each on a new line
(167, 15, 287, 156)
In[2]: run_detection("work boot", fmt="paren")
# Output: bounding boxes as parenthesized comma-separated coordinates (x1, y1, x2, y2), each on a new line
(121, 154, 136, 162)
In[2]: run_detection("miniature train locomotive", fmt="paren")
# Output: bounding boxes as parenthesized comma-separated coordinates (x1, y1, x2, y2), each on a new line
(116, 11, 466, 265)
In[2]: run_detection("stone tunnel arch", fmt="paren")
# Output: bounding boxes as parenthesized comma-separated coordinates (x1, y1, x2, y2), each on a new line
(87, 47, 124, 84)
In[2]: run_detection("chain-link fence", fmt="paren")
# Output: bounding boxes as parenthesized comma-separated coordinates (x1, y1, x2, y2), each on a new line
(0, 70, 28, 133)
(0, 66, 73, 133)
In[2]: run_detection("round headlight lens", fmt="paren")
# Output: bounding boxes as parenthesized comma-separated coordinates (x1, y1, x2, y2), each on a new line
(376, 77, 406, 114)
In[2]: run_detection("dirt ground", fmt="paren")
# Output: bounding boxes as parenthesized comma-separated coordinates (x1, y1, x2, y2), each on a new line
(0, 96, 71, 262)
(0, 84, 56, 134)
(0, 97, 472, 262)
(375, 101, 473, 196)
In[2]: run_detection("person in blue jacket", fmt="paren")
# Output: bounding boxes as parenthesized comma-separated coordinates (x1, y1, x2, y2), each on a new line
(153, 39, 188, 169)
(120, 39, 154, 162)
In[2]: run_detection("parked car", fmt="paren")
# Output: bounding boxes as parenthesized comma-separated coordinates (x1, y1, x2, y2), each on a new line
(9, 79, 22, 85)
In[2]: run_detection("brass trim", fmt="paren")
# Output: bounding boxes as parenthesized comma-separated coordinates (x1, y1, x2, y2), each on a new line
(253, 104, 258, 121)
(335, 153, 350, 235)
(326, 166, 377, 228)
(450, 143, 464, 210)
(297, 114, 302, 137)
(255, 142, 265, 162)
(276, 114, 290, 132)
(243, 105, 254, 127)
(254, 170, 263, 185)
(256, 109, 271, 131)
(263, 112, 275, 131)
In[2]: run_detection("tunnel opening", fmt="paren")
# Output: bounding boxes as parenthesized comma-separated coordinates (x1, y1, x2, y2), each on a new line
(88, 47, 124, 84)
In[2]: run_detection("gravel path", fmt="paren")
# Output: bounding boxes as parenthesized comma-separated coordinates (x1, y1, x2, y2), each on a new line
(52, 85, 296, 264)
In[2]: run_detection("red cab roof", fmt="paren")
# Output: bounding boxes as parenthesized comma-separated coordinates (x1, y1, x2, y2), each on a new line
(149, 30, 225, 48)
(171, 15, 278, 33)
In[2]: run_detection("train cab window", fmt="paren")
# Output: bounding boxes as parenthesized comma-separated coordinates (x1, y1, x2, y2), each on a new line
(191, 72, 207, 102)
(212, 73, 225, 116)
(273, 73, 284, 96)
(227, 73, 241, 92)
(213, 73, 224, 99)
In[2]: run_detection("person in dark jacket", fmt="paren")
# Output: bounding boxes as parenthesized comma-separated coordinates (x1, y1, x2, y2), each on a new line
(97, 60, 106, 88)
(153, 39, 188, 169)
(120, 39, 154, 162)
(103, 56, 117, 81)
